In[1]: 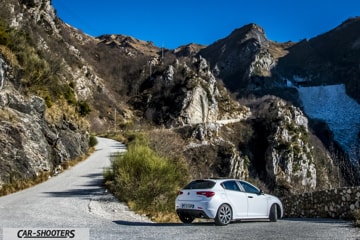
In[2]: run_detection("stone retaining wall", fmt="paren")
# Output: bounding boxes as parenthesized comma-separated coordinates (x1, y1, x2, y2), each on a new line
(281, 186, 360, 219)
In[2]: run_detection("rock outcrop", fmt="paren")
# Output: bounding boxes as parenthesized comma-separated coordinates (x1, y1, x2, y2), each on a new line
(137, 55, 250, 127)
(177, 56, 220, 125)
(0, 1, 91, 187)
(97, 34, 160, 57)
(0, 59, 89, 186)
(252, 96, 316, 192)
(199, 24, 285, 91)
(183, 95, 321, 193)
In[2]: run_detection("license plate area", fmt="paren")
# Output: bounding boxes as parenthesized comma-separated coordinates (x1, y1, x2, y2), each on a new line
(181, 204, 194, 209)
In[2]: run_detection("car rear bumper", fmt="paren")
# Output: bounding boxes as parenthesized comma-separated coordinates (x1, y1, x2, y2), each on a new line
(176, 209, 212, 219)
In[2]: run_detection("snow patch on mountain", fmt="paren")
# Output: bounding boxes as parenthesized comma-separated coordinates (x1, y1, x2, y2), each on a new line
(297, 84, 360, 164)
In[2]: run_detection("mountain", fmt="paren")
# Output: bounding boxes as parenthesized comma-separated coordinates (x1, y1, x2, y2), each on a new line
(196, 16, 360, 179)
(274, 17, 360, 101)
(198, 23, 294, 94)
(0, 0, 358, 196)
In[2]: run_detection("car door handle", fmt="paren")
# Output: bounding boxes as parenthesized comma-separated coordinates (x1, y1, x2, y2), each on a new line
(248, 196, 253, 198)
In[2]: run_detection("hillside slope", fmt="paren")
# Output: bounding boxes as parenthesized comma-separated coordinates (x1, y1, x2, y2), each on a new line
(0, 0, 357, 194)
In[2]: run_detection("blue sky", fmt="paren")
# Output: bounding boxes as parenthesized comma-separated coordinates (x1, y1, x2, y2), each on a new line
(52, 0, 359, 49)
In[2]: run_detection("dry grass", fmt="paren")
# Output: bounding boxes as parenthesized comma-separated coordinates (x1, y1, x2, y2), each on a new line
(150, 212, 180, 223)
(147, 129, 186, 159)
(99, 132, 128, 144)
(0, 171, 51, 197)
(60, 146, 95, 170)
(126, 201, 181, 223)
(45, 98, 90, 130)
(268, 41, 294, 59)
(0, 107, 18, 123)
(0, 45, 19, 67)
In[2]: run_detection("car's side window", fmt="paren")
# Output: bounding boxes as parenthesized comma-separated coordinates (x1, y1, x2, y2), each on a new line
(221, 181, 241, 192)
(239, 181, 260, 194)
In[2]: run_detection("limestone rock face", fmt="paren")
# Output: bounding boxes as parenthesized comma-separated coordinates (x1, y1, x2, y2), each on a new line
(184, 123, 249, 180)
(0, 57, 7, 90)
(183, 96, 318, 193)
(250, 96, 316, 193)
(177, 57, 218, 125)
(179, 85, 216, 124)
(0, 55, 88, 187)
(249, 49, 276, 78)
(163, 65, 174, 83)
(174, 56, 249, 126)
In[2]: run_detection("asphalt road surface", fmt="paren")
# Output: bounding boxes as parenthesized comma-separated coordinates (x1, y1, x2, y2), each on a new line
(0, 137, 359, 240)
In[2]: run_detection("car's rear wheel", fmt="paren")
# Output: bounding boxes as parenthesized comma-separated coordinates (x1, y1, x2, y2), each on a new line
(178, 213, 195, 224)
(269, 204, 278, 222)
(215, 204, 232, 226)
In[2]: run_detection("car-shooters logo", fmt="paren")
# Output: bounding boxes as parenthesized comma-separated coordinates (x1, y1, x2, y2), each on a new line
(3, 228, 89, 240)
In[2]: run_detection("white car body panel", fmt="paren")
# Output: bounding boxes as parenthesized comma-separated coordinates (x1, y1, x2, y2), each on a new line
(246, 192, 268, 217)
(175, 179, 284, 224)
(223, 190, 247, 218)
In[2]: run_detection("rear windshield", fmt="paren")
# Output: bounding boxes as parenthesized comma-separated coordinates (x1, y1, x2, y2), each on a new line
(184, 180, 216, 189)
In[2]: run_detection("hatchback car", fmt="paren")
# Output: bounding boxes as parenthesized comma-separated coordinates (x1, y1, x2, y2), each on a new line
(175, 178, 283, 225)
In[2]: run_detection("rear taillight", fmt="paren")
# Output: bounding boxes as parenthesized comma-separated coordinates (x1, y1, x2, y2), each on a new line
(196, 191, 215, 198)
(178, 191, 183, 195)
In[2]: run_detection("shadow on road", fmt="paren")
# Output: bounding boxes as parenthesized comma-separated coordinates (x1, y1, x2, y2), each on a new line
(113, 220, 215, 227)
(80, 173, 104, 187)
(284, 218, 355, 225)
(43, 169, 108, 199)
(112, 143, 127, 150)
(44, 188, 104, 198)
(113, 218, 357, 229)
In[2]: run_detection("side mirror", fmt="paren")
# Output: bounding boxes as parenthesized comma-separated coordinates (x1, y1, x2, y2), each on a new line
(258, 189, 264, 195)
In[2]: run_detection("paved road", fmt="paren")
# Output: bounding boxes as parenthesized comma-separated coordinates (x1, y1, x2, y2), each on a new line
(0, 137, 359, 240)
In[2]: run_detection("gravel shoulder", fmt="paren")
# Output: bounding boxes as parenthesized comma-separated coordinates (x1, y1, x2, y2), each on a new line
(88, 192, 151, 222)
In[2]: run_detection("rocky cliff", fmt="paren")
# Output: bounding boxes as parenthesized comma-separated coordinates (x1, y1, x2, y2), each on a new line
(0, 0, 357, 194)
(0, 0, 94, 188)
(0, 54, 89, 187)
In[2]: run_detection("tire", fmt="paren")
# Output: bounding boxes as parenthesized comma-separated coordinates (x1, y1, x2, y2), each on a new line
(215, 204, 232, 226)
(269, 204, 278, 222)
(178, 213, 195, 224)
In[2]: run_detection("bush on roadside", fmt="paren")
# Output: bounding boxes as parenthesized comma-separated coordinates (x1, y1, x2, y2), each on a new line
(104, 132, 190, 221)
(353, 209, 360, 227)
(89, 135, 98, 147)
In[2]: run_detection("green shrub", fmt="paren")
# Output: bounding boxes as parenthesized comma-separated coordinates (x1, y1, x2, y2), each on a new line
(0, 19, 9, 46)
(104, 133, 190, 218)
(63, 84, 77, 105)
(77, 101, 91, 116)
(89, 135, 98, 147)
(124, 131, 149, 146)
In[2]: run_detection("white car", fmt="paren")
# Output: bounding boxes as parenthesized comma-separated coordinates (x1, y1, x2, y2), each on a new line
(175, 178, 283, 225)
